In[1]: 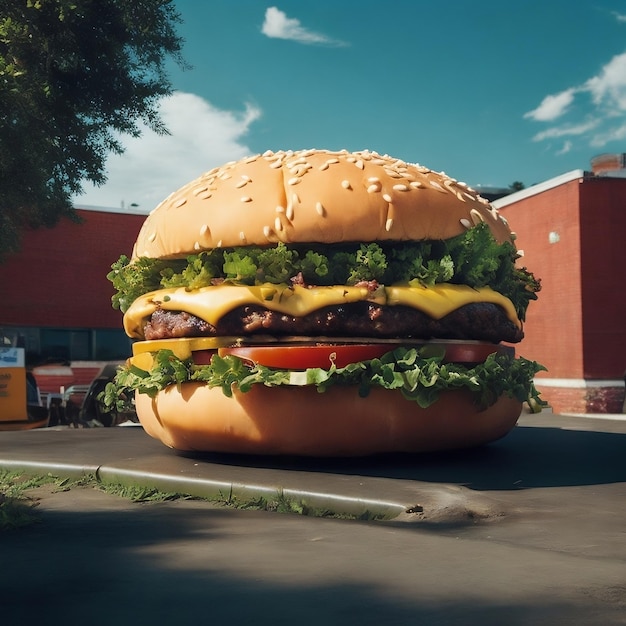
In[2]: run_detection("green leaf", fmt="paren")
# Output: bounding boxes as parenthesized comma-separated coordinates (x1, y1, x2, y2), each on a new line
(108, 346, 547, 414)
(107, 224, 541, 320)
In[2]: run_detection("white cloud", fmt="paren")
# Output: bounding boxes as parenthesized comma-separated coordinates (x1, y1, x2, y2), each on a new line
(524, 88, 577, 122)
(73, 92, 261, 211)
(589, 121, 626, 147)
(584, 51, 626, 110)
(556, 140, 573, 155)
(611, 11, 626, 22)
(261, 6, 347, 46)
(525, 50, 626, 153)
(531, 119, 600, 142)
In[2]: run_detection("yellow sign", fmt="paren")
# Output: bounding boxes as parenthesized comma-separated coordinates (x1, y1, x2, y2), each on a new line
(0, 348, 28, 422)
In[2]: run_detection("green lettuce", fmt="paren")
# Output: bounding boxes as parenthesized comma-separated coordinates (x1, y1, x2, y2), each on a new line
(102, 346, 547, 415)
(107, 223, 541, 321)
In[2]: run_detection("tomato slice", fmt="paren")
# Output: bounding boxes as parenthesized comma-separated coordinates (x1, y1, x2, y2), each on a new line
(428, 341, 514, 364)
(218, 344, 392, 370)
(192, 350, 217, 366)
(216, 341, 514, 370)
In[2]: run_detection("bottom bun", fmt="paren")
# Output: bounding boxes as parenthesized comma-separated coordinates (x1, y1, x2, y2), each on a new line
(134, 383, 522, 456)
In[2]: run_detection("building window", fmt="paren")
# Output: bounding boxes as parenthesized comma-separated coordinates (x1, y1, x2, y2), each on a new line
(2, 326, 132, 364)
(93, 329, 133, 361)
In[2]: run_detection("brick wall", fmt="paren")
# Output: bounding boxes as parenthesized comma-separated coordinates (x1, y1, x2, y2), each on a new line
(498, 174, 626, 413)
(0, 208, 145, 329)
(579, 178, 626, 378)
(498, 177, 585, 379)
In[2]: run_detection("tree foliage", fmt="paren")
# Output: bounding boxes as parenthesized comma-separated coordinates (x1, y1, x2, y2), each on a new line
(0, 0, 187, 261)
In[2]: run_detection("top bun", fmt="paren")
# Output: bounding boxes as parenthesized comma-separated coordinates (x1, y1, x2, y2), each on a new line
(132, 149, 514, 260)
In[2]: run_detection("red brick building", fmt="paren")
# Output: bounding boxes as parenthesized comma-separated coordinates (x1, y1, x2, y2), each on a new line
(494, 164, 626, 413)
(0, 205, 145, 394)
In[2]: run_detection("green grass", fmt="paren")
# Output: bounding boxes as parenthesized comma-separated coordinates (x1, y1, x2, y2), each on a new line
(0, 471, 86, 530)
(0, 469, 387, 530)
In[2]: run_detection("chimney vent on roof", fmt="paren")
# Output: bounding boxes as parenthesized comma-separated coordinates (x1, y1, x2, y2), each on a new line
(591, 153, 626, 176)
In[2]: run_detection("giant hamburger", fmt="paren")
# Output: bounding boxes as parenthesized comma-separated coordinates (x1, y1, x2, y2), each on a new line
(106, 148, 544, 455)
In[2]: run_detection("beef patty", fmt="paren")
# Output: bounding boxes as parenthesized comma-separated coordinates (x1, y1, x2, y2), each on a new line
(143, 302, 523, 344)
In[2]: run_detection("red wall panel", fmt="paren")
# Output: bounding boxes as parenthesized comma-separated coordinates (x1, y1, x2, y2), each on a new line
(579, 178, 626, 379)
(0, 209, 144, 329)
(498, 179, 584, 379)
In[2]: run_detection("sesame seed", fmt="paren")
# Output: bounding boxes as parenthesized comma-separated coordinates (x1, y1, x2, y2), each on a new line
(444, 180, 459, 194)
(384, 169, 404, 179)
(409, 181, 424, 189)
(263, 225, 272, 238)
(275, 217, 283, 232)
(193, 186, 208, 196)
(470, 209, 484, 225)
(385, 218, 393, 231)
(286, 205, 294, 220)
(292, 193, 300, 204)
(270, 159, 283, 169)
(319, 162, 329, 171)
(316, 202, 326, 216)
(194, 241, 201, 250)
(239, 231, 247, 242)
(392, 184, 409, 191)
(198, 191, 212, 200)
(241, 196, 252, 203)
(148, 232, 157, 242)
(173, 198, 187, 208)
(367, 177, 380, 183)
(382, 193, 392, 203)
(199, 224, 209, 236)
(287, 157, 307, 168)
(287, 177, 301, 186)
(429, 180, 447, 193)
(367, 184, 380, 193)
(355, 159, 364, 169)
(290, 164, 312, 176)
(341, 180, 352, 190)
(276, 205, 285, 213)
(460, 218, 472, 229)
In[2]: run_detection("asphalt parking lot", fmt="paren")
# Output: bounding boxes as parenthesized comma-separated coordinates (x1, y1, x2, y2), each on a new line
(1, 411, 625, 626)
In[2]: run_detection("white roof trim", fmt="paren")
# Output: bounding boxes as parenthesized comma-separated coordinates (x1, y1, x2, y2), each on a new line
(491, 169, 586, 208)
(73, 203, 150, 216)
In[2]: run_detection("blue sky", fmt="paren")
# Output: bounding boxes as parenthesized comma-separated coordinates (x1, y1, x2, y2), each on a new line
(76, 1, 626, 211)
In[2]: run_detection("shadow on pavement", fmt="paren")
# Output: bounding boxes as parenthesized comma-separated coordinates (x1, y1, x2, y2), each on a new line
(1, 500, 623, 626)
(183, 424, 626, 491)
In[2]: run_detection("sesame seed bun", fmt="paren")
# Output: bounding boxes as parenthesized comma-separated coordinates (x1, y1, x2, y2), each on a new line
(132, 148, 513, 260)
(117, 148, 537, 456)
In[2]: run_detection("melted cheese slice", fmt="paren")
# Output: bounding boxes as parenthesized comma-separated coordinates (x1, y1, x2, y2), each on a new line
(124, 283, 520, 340)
